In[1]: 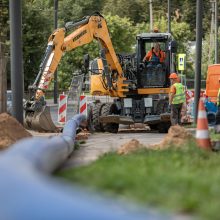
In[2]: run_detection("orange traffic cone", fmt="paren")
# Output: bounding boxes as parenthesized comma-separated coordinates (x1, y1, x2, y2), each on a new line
(196, 98, 212, 150)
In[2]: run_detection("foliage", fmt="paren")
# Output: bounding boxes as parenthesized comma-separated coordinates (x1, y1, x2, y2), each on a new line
(56, 142, 220, 220)
(22, 0, 53, 87)
(103, 0, 147, 24)
(0, 0, 9, 44)
(58, 0, 104, 25)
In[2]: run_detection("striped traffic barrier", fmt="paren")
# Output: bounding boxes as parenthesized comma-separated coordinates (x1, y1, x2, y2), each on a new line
(79, 95, 87, 116)
(196, 98, 212, 150)
(58, 93, 67, 124)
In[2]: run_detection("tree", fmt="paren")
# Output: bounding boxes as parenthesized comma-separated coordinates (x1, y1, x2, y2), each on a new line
(22, 0, 53, 87)
(102, 0, 147, 24)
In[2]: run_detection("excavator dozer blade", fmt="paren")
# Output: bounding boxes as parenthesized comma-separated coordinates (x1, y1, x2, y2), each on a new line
(24, 106, 59, 132)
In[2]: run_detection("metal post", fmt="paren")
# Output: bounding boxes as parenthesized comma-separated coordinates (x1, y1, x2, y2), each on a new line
(149, 0, 153, 31)
(54, 0, 58, 104)
(0, 43, 7, 113)
(215, 0, 218, 64)
(168, 0, 171, 33)
(194, 0, 203, 123)
(9, 0, 23, 124)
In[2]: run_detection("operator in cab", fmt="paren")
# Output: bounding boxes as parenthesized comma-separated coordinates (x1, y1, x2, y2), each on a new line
(142, 42, 166, 64)
(169, 73, 186, 126)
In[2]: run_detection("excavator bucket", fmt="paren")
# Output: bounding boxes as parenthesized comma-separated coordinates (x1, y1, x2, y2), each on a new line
(24, 106, 59, 132)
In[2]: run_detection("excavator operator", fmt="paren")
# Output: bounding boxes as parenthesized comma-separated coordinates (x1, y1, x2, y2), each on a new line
(142, 42, 166, 64)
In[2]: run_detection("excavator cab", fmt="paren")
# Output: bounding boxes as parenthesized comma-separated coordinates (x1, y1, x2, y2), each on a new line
(136, 33, 177, 89)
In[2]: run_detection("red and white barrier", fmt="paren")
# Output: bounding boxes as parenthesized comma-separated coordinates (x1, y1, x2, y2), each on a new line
(79, 95, 87, 116)
(186, 90, 194, 104)
(58, 93, 67, 124)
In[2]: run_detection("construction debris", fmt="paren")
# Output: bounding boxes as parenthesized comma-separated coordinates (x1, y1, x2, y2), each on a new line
(152, 125, 194, 150)
(117, 139, 145, 155)
(0, 113, 32, 150)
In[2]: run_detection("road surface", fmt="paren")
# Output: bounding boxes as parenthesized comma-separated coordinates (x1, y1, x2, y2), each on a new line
(61, 130, 165, 169)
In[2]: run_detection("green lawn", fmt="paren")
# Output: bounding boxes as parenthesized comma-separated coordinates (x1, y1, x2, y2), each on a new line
(210, 130, 220, 141)
(56, 141, 220, 220)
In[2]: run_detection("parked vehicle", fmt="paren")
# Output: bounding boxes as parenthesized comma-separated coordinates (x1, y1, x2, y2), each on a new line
(7, 90, 12, 114)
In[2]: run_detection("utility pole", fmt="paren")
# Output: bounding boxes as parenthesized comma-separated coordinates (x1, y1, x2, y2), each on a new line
(9, 0, 24, 124)
(0, 43, 7, 113)
(215, 0, 218, 63)
(194, 0, 203, 123)
(54, 0, 58, 104)
(149, 0, 153, 31)
(168, 0, 171, 33)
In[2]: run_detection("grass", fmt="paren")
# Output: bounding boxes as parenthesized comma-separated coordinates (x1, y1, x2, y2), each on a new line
(210, 129, 220, 142)
(56, 140, 220, 220)
(183, 123, 196, 129)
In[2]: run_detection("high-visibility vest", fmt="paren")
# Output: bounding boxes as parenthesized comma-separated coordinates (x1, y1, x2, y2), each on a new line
(172, 83, 186, 104)
(217, 88, 220, 106)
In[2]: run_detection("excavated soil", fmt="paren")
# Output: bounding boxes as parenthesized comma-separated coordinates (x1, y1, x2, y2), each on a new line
(117, 126, 194, 154)
(152, 125, 194, 150)
(76, 130, 90, 140)
(0, 113, 32, 150)
(117, 139, 145, 155)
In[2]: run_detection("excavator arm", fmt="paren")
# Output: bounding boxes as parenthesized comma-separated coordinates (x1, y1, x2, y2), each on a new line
(33, 12, 125, 101)
(24, 12, 127, 132)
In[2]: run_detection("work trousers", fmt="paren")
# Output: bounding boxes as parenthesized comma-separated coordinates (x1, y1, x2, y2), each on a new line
(171, 103, 183, 126)
(216, 106, 220, 125)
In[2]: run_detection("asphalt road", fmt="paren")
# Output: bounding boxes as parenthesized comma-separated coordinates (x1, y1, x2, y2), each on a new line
(62, 131, 165, 169)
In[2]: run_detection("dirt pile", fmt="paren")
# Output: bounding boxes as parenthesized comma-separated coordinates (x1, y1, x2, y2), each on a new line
(117, 139, 145, 155)
(0, 113, 32, 150)
(117, 125, 194, 154)
(152, 125, 194, 149)
(76, 129, 90, 140)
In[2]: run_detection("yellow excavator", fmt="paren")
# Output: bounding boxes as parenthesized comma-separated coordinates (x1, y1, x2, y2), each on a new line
(24, 12, 178, 133)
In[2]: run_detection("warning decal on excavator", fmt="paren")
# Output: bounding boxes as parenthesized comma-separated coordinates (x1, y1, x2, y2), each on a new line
(73, 30, 87, 42)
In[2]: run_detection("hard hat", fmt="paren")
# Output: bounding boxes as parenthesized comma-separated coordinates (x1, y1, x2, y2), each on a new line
(169, 73, 178, 79)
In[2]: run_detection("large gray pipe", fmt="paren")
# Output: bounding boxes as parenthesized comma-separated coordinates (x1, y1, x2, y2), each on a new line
(0, 114, 165, 220)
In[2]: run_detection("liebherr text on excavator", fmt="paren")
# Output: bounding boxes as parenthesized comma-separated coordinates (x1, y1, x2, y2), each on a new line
(24, 12, 177, 133)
